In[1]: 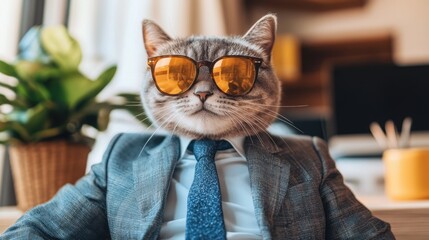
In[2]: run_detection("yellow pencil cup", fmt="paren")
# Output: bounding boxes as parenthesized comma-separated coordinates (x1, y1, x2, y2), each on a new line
(383, 148, 429, 200)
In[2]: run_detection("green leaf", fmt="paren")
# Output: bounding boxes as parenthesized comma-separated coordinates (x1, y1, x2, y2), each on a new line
(15, 60, 44, 81)
(13, 62, 52, 102)
(116, 93, 151, 126)
(25, 103, 49, 134)
(76, 102, 114, 131)
(0, 121, 6, 131)
(13, 82, 46, 105)
(32, 127, 63, 141)
(14, 60, 61, 83)
(68, 102, 103, 130)
(0, 25, 122, 144)
(0, 60, 18, 77)
(35, 66, 61, 82)
(49, 72, 91, 110)
(82, 65, 117, 106)
(6, 121, 32, 142)
(0, 81, 16, 91)
(51, 66, 116, 110)
(0, 94, 9, 105)
(0, 94, 27, 108)
(40, 26, 82, 71)
(0, 121, 9, 142)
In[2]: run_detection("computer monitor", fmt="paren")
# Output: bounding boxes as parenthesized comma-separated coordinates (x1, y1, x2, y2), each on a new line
(331, 63, 429, 136)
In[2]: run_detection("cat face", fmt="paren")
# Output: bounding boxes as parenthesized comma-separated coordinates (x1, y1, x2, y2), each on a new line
(141, 14, 281, 140)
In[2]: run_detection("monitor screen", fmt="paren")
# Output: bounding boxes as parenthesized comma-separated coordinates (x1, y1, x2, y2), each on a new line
(331, 63, 429, 135)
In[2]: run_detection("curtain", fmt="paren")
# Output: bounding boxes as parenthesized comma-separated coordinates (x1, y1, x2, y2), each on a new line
(67, 0, 244, 99)
(0, 0, 23, 61)
(65, 0, 245, 169)
(43, 0, 69, 27)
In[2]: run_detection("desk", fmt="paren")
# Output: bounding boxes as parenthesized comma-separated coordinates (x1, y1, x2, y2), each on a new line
(1, 197, 429, 238)
(359, 195, 429, 239)
(0, 207, 22, 233)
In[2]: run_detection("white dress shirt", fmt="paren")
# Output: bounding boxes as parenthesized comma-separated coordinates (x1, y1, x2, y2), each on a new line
(159, 136, 261, 239)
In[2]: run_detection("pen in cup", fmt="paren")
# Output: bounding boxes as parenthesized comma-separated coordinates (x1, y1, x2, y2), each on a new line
(369, 117, 412, 150)
(399, 117, 412, 148)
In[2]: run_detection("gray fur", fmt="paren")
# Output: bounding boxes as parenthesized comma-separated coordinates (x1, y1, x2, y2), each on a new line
(141, 14, 281, 140)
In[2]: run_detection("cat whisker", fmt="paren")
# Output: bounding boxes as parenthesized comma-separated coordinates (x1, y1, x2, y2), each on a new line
(237, 95, 272, 102)
(224, 111, 253, 142)
(231, 104, 281, 124)
(229, 106, 293, 149)
(131, 102, 169, 119)
(169, 115, 180, 136)
(238, 105, 304, 134)
(252, 117, 280, 149)
(239, 104, 294, 124)
(240, 99, 308, 108)
(238, 108, 303, 153)
(135, 111, 148, 118)
(171, 112, 185, 137)
(138, 111, 179, 157)
(122, 102, 144, 108)
(227, 110, 267, 148)
(225, 111, 256, 145)
(234, 109, 279, 149)
(135, 106, 173, 127)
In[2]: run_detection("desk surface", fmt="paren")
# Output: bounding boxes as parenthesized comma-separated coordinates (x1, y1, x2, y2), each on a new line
(1, 196, 428, 238)
(359, 195, 429, 239)
(0, 206, 22, 233)
(359, 195, 429, 210)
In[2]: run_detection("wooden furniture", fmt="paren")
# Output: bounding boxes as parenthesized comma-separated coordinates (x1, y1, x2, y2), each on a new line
(246, 0, 368, 11)
(281, 33, 394, 118)
(359, 195, 429, 239)
(0, 207, 22, 233)
(1, 195, 429, 238)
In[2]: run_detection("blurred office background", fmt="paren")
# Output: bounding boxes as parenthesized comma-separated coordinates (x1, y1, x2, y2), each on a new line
(1, 0, 429, 198)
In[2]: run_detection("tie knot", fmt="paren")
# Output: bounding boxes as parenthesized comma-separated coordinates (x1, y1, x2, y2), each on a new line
(189, 139, 232, 161)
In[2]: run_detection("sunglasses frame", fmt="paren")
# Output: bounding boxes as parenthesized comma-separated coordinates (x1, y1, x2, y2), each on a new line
(147, 55, 263, 96)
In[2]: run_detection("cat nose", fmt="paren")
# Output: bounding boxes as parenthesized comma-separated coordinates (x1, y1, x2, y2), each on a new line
(194, 91, 213, 102)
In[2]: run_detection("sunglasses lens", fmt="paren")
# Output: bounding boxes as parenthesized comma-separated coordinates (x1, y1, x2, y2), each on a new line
(212, 57, 256, 95)
(153, 56, 196, 95)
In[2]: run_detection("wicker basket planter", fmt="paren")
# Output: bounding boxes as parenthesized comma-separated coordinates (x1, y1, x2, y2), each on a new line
(9, 140, 90, 211)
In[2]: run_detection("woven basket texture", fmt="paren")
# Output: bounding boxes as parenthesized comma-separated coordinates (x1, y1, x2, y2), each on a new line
(9, 140, 90, 211)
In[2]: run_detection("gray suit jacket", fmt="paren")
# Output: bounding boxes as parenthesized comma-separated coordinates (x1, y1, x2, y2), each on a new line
(2, 133, 394, 239)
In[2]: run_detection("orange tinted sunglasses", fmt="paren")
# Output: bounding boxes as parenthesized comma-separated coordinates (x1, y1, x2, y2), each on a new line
(147, 55, 262, 96)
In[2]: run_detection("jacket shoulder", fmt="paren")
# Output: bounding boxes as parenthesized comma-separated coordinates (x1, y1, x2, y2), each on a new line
(272, 135, 328, 183)
(108, 133, 171, 154)
(270, 134, 326, 161)
(101, 133, 177, 168)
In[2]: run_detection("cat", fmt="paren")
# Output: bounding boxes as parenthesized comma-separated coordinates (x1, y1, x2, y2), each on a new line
(1, 14, 394, 239)
(141, 14, 282, 141)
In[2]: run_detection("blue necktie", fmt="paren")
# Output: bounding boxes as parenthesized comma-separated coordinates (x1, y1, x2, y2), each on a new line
(186, 139, 231, 240)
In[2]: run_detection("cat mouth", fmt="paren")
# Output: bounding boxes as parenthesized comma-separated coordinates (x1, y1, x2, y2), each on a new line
(191, 107, 218, 116)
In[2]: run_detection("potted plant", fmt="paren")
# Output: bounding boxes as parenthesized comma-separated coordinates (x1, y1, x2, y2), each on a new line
(0, 26, 121, 211)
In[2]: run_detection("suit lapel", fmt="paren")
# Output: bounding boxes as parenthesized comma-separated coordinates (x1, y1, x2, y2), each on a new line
(132, 135, 180, 238)
(245, 135, 292, 238)
(130, 133, 291, 238)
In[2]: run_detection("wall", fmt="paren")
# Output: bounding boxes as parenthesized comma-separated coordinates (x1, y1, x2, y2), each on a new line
(249, 0, 429, 64)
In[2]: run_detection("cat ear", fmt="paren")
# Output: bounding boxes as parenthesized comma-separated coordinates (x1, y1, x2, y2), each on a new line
(142, 20, 172, 57)
(243, 14, 277, 57)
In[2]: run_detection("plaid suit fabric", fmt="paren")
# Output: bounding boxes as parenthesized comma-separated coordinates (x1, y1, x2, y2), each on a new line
(2, 133, 394, 239)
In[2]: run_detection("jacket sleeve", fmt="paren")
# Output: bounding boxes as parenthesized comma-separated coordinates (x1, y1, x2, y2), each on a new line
(312, 137, 395, 239)
(0, 134, 123, 240)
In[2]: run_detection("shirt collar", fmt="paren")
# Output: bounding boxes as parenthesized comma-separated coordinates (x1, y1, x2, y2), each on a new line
(179, 135, 246, 160)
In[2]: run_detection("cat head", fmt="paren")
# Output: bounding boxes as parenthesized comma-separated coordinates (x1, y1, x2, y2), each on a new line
(141, 14, 281, 140)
